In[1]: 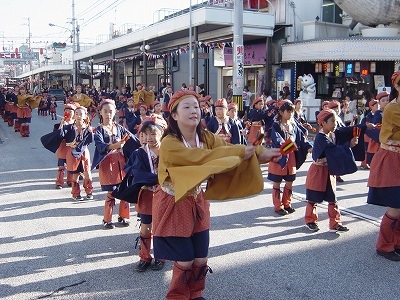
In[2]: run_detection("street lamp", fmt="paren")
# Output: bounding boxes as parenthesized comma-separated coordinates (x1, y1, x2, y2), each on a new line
(49, 22, 75, 88)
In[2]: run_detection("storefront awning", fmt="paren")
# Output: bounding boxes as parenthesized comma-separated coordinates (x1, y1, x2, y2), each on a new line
(282, 37, 400, 62)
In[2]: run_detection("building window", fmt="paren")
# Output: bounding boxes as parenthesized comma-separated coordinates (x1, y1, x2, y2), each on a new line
(322, 0, 342, 24)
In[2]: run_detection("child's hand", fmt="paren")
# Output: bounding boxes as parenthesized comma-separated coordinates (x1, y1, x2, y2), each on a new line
(244, 145, 256, 160)
(258, 147, 281, 163)
(350, 136, 358, 147)
(366, 123, 375, 130)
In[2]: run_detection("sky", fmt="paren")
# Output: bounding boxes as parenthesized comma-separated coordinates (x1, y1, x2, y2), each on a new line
(0, 0, 196, 51)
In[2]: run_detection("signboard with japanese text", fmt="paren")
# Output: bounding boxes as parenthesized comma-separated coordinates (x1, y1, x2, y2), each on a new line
(234, 44, 244, 90)
(224, 43, 266, 67)
(0, 52, 39, 60)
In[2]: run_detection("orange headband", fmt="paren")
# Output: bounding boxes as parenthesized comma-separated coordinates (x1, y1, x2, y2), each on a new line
(168, 90, 200, 112)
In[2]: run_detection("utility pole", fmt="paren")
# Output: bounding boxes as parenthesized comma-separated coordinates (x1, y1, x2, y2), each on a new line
(27, 17, 31, 50)
(189, 0, 193, 86)
(72, 0, 76, 89)
(76, 21, 80, 85)
(232, 0, 244, 116)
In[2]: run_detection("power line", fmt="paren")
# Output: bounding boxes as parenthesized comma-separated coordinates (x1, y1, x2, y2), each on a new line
(81, 0, 127, 28)
(75, 0, 109, 19)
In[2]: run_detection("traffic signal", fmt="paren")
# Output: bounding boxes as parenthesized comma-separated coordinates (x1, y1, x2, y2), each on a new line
(52, 42, 67, 48)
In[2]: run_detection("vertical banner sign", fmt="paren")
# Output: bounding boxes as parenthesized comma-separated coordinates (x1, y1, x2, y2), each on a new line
(234, 44, 244, 111)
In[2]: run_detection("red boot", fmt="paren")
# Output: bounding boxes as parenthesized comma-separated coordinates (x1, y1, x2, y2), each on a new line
(118, 200, 130, 220)
(103, 193, 115, 224)
(66, 172, 73, 187)
(305, 201, 319, 231)
(282, 186, 295, 213)
(272, 188, 286, 215)
(377, 213, 397, 253)
(25, 124, 30, 137)
(189, 262, 212, 299)
(166, 262, 192, 300)
(56, 166, 65, 188)
(83, 179, 93, 198)
(20, 124, 26, 137)
(134, 234, 153, 272)
(14, 121, 21, 132)
(71, 182, 82, 200)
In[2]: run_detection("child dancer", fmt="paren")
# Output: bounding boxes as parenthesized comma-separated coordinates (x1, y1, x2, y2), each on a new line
(123, 98, 141, 134)
(305, 109, 359, 232)
(367, 71, 400, 261)
(69, 84, 94, 108)
(63, 106, 94, 200)
(267, 99, 313, 215)
(49, 96, 58, 120)
(56, 104, 76, 189)
(227, 102, 246, 144)
(152, 90, 281, 299)
(138, 104, 149, 122)
(364, 99, 380, 166)
(247, 97, 266, 123)
(6, 85, 18, 128)
(152, 100, 164, 118)
(128, 115, 168, 272)
(206, 98, 241, 144)
(92, 99, 141, 229)
(16, 86, 41, 137)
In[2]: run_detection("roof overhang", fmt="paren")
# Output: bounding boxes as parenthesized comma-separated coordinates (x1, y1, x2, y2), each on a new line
(16, 64, 72, 79)
(75, 5, 275, 63)
(282, 37, 400, 62)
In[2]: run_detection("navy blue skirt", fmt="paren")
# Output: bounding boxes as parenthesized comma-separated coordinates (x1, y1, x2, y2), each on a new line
(153, 229, 209, 261)
(367, 187, 400, 208)
(267, 173, 296, 183)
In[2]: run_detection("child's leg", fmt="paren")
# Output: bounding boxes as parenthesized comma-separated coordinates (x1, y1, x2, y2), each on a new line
(118, 200, 130, 220)
(395, 215, 400, 253)
(71, 173, 81, 199)
(166, 262, 193, 299)
(103, 192, 115, 223)
(282, 181, 294, 213)
(138, 221, 153, 264)
(82, 170, 93, 197)
(377, 211, 398, 253)
(272, 182, 283, 212)
(189, 258, 211, 299)
(305, 201, 318, 224)
(56, 162, 65, 187)
(327, 202, 342, 229)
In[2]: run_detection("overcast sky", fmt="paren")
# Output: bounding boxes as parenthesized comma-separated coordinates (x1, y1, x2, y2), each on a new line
(0, 0, 195, 50)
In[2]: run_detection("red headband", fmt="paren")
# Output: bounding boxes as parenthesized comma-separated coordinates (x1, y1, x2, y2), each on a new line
(391, 71, 400, 86)
(376, 91, 389, 101)
(277, 99, 293, 109)
(327, 100, 340, 109)
(317, 108, 336, 125)
(168, 90, 200, 112)
(214, 98, 228, 108)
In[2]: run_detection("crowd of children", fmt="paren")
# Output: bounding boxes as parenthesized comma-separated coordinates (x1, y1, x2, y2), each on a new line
(3, 75, 400, 299)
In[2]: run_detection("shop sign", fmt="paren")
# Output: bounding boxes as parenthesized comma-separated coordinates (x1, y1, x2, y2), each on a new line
(334, 62, 340, 77)
(234, 44, 244, 89)
(224, 43, 266, 67)
(360, 62, 369, 76)
(345, 62, 353, 77)
(370, 62, 376, 73)
(338, 62, 344, 73)
(354, 62, 360, 73)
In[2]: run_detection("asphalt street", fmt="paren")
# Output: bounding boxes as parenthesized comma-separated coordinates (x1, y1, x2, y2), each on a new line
(0, 106, 398, 300)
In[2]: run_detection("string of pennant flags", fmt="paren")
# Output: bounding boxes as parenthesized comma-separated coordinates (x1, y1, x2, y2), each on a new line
(104, 41, 234, 63)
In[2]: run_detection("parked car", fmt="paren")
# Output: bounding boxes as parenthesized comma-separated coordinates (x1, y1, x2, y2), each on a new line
(48, 89, 67, 103)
